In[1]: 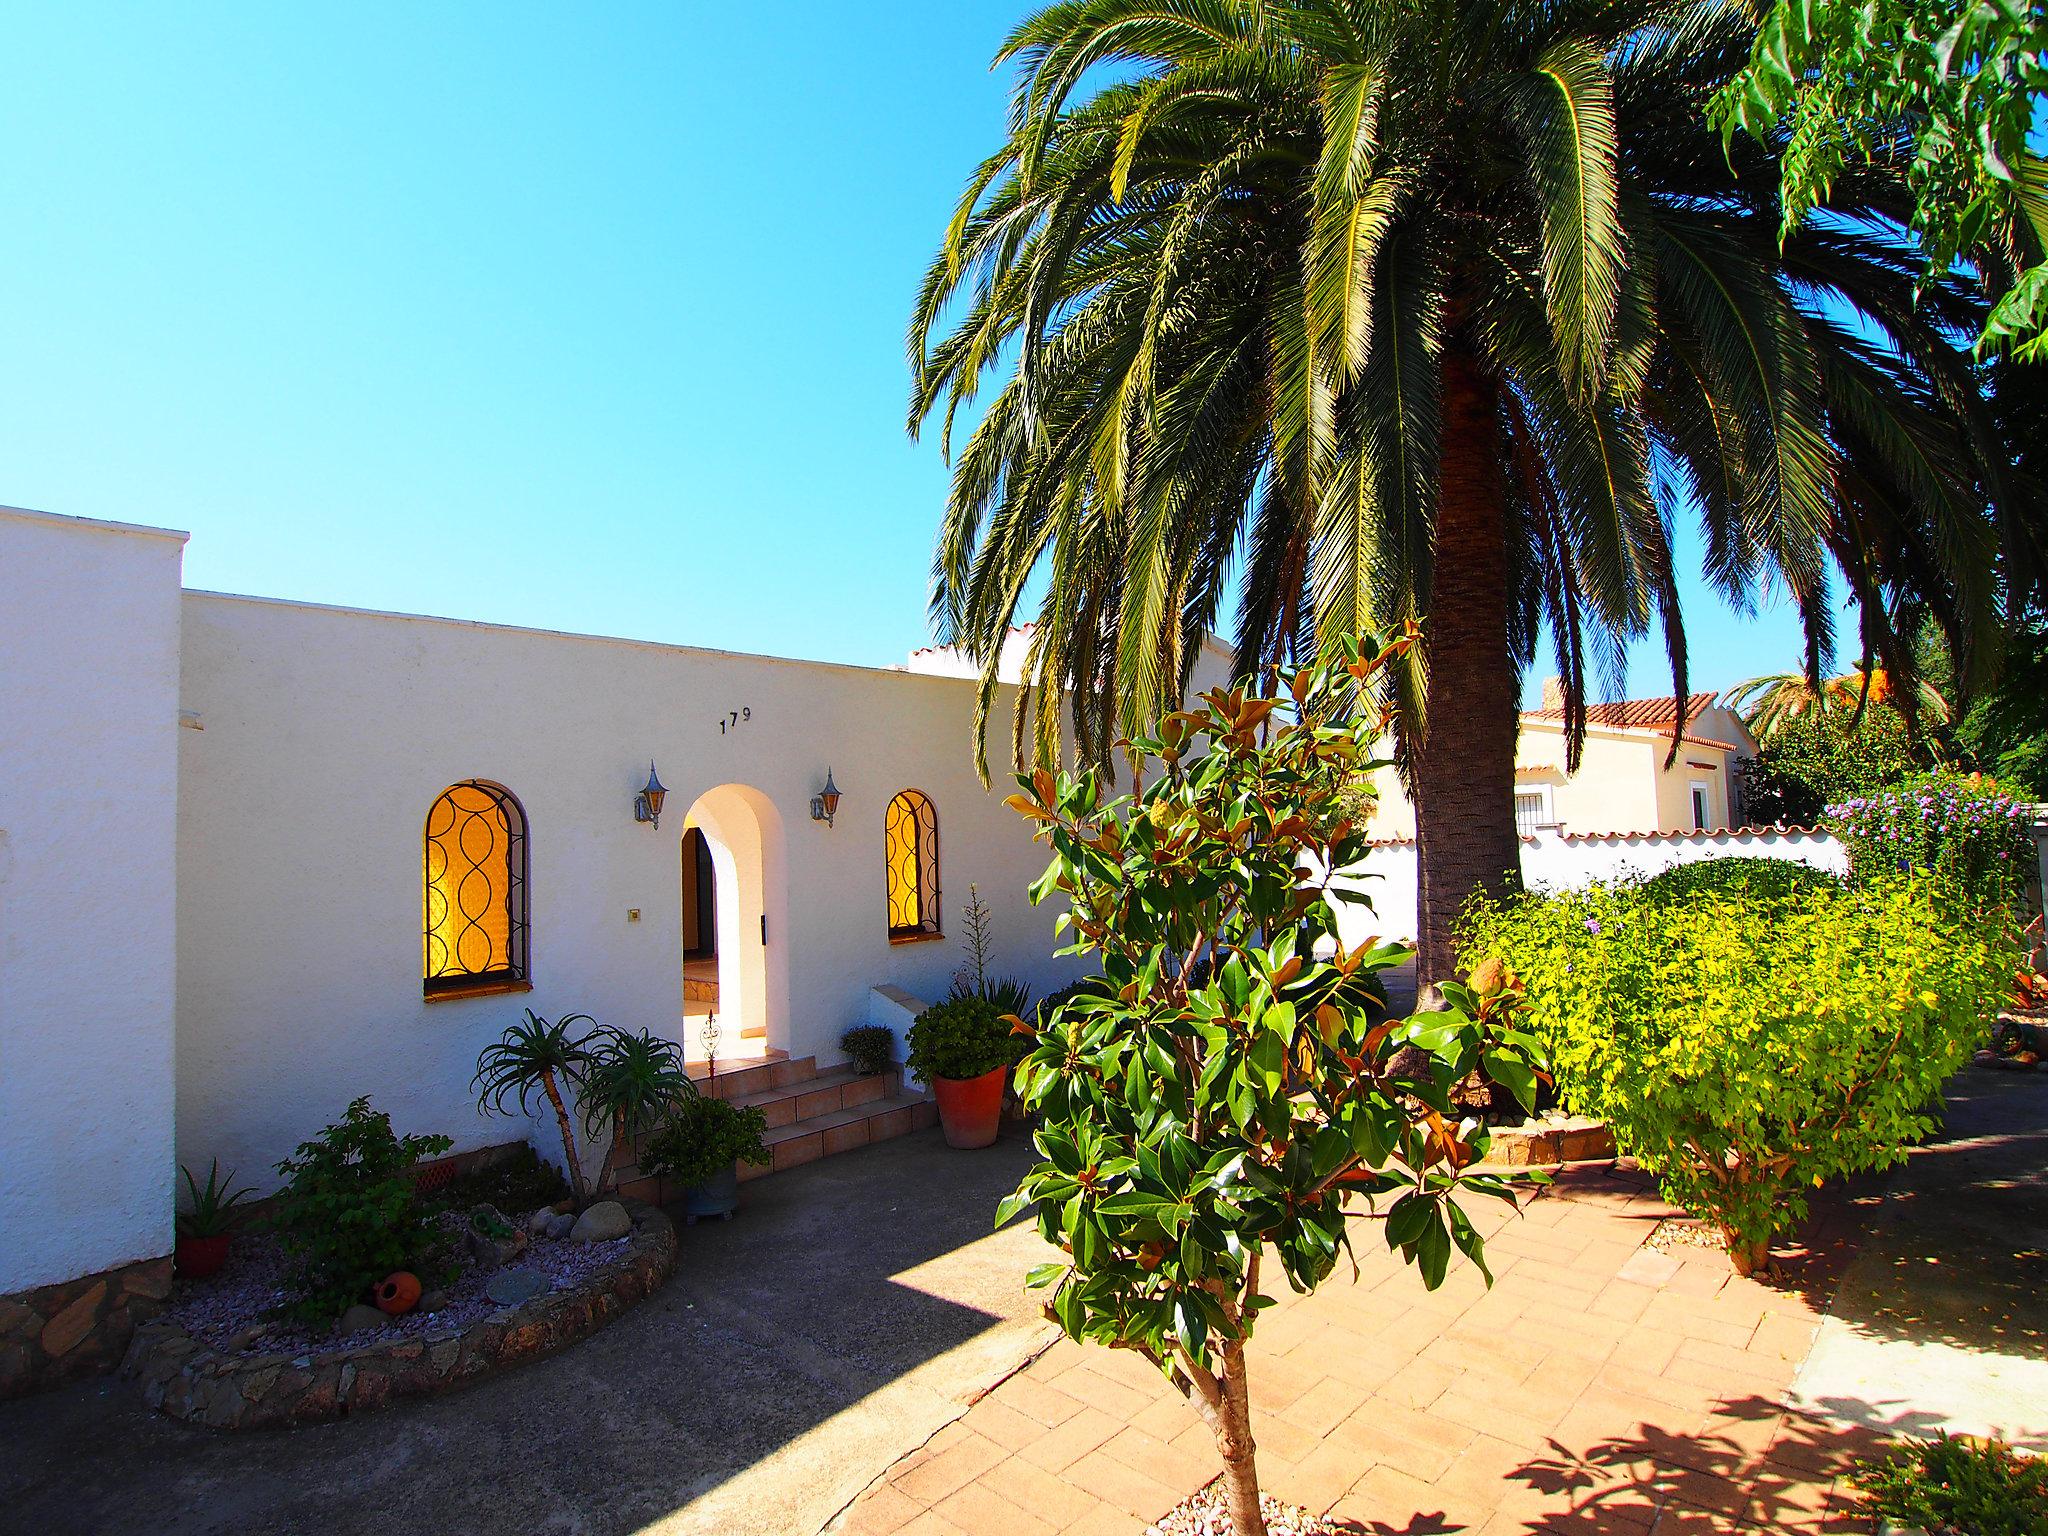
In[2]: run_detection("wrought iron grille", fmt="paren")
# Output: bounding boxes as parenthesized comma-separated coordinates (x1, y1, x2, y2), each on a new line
(424, 780, 529, 994)
(884, 789, 940, 940)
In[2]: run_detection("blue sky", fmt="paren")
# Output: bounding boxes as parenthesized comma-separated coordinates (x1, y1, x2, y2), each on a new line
(0, 3, 1811, 702)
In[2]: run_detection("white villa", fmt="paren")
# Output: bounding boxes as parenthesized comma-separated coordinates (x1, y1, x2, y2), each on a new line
(0, 503, 1234, 1394)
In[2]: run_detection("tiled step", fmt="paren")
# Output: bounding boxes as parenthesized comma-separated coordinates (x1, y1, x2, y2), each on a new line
(613, 1050, 936, 1205)
(744, 1090, 938, 1180)
(685, 1051, 807, 1101)
(733, 1065, 901, 1129)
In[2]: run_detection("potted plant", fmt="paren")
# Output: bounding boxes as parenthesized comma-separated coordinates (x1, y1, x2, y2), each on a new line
(840, 1024, 896, 1077)
(175, 1159, 255, 1279)
(641, 1096, 769, 1224)
(906, 995, 1021, 1149)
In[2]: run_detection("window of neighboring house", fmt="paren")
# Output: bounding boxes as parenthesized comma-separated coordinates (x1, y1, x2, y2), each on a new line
(424, 781, 529, 997)
(884, 789, 941, 942)
(1690, 780, 1712, 832)
(1513, 786, 1553, 836)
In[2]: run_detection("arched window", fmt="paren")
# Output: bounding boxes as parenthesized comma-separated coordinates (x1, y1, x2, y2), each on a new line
(424, 781, 529, 996)
(884, 789, 940, 942)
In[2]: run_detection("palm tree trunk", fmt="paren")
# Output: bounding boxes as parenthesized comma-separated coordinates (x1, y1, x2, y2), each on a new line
(1414, 346, 1523, 993)
(541, 1069, 590, 1206)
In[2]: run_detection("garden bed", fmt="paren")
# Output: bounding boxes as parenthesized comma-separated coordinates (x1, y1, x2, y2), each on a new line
(121, 1200, 674, 1428)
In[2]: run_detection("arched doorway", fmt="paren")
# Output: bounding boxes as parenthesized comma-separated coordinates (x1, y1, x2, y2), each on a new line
(679, 783, 787, 1062)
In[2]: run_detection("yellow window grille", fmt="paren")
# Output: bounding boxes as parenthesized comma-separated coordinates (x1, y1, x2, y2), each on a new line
(424, 781, 528, 992)
(884, 789, 939, 940)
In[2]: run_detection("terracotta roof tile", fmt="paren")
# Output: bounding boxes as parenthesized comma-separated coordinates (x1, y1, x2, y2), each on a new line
(1526, 690, 1719, 731)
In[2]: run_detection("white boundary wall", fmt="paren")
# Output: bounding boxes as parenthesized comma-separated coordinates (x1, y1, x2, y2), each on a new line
(1330, 826, 1850, 949)
(0, 509, 186, 1291)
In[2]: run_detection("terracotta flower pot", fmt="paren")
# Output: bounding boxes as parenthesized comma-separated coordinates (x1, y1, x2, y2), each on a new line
(375, 1271, 423, 1315)
(175, 1234, 231, 1280)
(933, 1066, 1008, 1149)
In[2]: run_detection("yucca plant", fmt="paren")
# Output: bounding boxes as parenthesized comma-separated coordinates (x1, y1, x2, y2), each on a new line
(582, 1026, 699, 1198)
(912, 0, 2038, 988)
(472, 1010, 599, 1206)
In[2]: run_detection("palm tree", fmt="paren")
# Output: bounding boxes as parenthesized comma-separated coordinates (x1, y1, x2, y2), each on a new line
(910, 0, 2035, 985)
(1722, 667, 1951, 740)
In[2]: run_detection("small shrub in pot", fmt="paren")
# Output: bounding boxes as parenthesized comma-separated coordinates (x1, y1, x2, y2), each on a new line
(643, 1096, 770, 1223)
(175, 1160, 255, 1279)
(840, 1024, 897, 1077)
(908, 995, 1024, 1148)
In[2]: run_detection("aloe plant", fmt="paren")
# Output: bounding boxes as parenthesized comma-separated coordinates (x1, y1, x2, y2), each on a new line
(581, 1026, 698, 1197)
(472, 1010, 598, 1205)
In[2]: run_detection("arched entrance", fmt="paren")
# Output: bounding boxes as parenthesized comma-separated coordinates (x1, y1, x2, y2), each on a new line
(679, 783, 787, 1062)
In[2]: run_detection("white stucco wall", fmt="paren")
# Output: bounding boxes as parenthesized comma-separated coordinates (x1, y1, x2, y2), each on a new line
(0, 508, 185, 1292)
(174, 593, 1084, 1190)
(1331, 825, 1849, 950)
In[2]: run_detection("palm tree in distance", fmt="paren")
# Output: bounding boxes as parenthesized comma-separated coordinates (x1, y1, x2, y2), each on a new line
(909, 0, 2034, 986)
(1723, 667, 1952, 741)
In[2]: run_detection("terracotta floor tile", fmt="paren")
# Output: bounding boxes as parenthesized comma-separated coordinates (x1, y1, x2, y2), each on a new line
(993, 1374, 1089, 1429)
(894, 1430, 1010, 1507)
(932, 1479, 1060, 1536)
(976, 1454, 1115, 1531)
(1017, 1407, 1125, 1474)
(840, 1483, 926, 1536)
(1067, 1447, 1186, 1519)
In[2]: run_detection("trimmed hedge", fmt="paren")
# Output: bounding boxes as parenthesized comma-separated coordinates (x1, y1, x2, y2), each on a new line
(1461, 874, 2018, 1271)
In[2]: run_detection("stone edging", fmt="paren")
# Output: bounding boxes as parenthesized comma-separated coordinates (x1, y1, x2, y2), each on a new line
(1, 1254, 173, 1399)
(120, 1201, 676, 1429)
(1483, 1114, 1615, 1166)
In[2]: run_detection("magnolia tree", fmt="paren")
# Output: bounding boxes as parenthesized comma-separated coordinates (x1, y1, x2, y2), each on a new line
(997, 635, 1548, 1536)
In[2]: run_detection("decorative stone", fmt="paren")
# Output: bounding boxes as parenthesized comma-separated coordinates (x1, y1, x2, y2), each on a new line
(545, 1213, 574, 1240)
(416, 1289, 449, 1313)
(484, 1269, 550, 1307)
(335, 1305, 386, 1337)
(0, 1300, 39, 1339)
(569, 1201, 629, 1242)
(39, 1282, 106, 1358)
(225, 1325, 269, 1353)
(526, 1207, 555, 1235)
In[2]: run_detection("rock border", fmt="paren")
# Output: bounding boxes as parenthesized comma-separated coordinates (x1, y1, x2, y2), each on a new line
(120, 1200, 675, 1429)
(1483, 1114, 1615, 1166)
(1, 1253, 173, 1399)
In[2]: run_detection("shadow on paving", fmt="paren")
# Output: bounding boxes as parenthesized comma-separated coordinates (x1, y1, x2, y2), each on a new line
(0, 1125, 1054, 1536)
(1323, 1391, 1932, 1535)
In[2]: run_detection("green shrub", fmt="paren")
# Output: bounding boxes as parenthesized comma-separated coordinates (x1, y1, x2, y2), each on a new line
(426, 1144, 569, 1217)
(1825, 769, 2037, 914)
(906, 994, 1023, 1082)
(1853, 1434, 2048, 1536)
(1460, 875, 2018, 1272)
(1640, 856, 1841, 906)
(840, 1024, 897, 1076)
(1733, 704, 1924, 825)
(641, 1097, 769, 1188)
(270, 1098, 454, 1323)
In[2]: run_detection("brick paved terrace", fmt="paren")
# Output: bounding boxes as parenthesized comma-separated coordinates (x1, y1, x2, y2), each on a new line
(833, 1160, 1884, 1536)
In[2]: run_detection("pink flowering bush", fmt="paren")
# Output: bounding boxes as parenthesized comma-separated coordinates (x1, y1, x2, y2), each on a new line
(1824, 770, 2036, 916)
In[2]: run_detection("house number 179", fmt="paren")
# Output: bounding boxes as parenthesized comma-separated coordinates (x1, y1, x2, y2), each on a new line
(718, 707, 752, 734)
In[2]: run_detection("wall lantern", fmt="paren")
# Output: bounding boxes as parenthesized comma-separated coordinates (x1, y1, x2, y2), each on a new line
(810, 767, 841, 829)
(634, 762, 668, 829)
